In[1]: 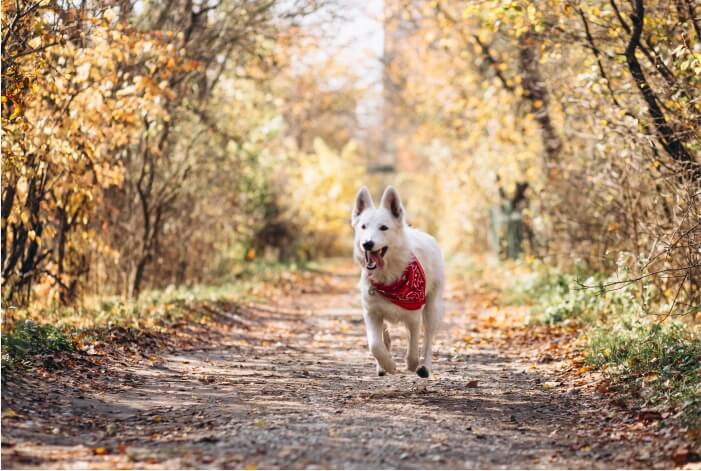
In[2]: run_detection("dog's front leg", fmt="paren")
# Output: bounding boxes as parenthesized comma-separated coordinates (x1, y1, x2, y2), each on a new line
(405, 315, 420, 372)
(364, 312, 396, 375)
(417, 294, 443, 378)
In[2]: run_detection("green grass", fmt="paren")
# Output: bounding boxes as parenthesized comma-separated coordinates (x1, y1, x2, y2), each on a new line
(508, 262, 701, 432)
(2, 320, 75, 368)
(587, 319, 701, 431)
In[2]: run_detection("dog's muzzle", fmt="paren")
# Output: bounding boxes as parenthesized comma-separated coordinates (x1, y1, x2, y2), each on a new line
(364, 246, 388, 270)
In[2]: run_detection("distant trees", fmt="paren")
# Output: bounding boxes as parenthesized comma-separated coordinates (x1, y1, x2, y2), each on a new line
(99, 0, 319, 298)
(384, 0, 700, 315)
(2, 0, 364, 305)
(5, 0, 698, 315)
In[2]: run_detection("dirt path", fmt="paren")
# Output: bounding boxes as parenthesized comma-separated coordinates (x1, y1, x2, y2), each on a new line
(2, 269, 677, 469)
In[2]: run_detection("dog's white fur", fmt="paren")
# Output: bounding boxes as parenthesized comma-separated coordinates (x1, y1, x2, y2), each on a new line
(351, 185, 445, 377)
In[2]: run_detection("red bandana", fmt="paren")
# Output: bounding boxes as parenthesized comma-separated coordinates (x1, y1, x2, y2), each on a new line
(369, 256, 426, 310)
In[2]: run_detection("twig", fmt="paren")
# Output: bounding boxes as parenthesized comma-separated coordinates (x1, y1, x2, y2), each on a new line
(575, 263, 701, 290)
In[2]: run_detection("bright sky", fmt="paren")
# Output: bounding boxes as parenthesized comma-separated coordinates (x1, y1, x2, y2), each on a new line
(310, 0, 385, 129)
(327, 1, 384, 86)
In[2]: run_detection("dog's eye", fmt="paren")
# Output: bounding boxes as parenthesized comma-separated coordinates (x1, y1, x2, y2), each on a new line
(379, 225, 389, 231)
(361, 224, 366, 230)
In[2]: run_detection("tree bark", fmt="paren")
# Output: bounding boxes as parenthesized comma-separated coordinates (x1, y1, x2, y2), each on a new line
(518, 32, 562, 171)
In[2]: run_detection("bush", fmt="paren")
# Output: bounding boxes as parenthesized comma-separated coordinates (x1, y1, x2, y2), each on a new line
(2, 320, 74, 367)
(282, 139, 365, 257)
(515, 264, 701, 431)
(588, 320, 701, 431)
(515, 263, 655, 326)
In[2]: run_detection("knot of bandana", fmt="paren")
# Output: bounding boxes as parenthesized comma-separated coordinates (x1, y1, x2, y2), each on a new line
(369, 256, 426, 310)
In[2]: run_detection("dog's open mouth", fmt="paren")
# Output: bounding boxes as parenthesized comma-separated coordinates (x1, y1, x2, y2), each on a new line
(364, 246, 388, 270)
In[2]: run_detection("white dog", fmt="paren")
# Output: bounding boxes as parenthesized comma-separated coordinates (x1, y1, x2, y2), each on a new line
(351, 185, 445, 378)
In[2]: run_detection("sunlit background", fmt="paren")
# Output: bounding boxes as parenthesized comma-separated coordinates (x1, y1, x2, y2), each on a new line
(2, 0, 699, 314)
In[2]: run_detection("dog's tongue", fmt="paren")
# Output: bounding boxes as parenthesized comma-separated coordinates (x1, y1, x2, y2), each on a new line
(371, 250, 384, 269)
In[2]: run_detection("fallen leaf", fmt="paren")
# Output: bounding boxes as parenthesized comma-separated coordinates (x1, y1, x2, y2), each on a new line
(643, 372, 659, 382)
(672, 447, 701, 466)
(639, 410, 662, 423)
(93, 447, 109, 456)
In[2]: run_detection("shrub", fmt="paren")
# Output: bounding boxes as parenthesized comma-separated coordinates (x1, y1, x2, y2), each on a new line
(588, 320, 701, 431)
(515, 263, 701, 431)
(2, 321, 74, 367)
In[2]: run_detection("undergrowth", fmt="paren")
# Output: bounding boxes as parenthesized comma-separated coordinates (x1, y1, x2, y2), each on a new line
(588, 320, 700, 431)
(1, 321, 75, 368)
(1, 260, 300, 369)
(507, 261, 701, 432)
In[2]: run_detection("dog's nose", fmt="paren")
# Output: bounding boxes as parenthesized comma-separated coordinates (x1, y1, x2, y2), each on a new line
(362, 240, 374, 251)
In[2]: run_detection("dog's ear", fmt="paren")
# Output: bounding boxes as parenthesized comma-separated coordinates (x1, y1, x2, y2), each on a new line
(351, 186, 374, 225)
(380, 186, 404, 221)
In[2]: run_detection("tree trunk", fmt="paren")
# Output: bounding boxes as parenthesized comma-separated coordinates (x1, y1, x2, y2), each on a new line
(132, 256, 148, 299)
(518, 32, 562, 174)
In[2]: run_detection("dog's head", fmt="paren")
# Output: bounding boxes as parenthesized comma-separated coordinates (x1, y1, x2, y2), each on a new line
(351, 185, 406, 272)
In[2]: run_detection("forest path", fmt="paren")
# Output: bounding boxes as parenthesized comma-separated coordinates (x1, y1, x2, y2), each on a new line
(2, 267, 670, 469)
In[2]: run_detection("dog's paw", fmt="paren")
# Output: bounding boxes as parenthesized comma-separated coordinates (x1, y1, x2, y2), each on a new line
(416, 366, 430, 378)
(378, 361, 397, 375)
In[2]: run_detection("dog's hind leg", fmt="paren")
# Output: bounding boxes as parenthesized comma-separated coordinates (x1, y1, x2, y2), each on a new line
(417, 293, 443, 378)
(365, 313, 396, 375)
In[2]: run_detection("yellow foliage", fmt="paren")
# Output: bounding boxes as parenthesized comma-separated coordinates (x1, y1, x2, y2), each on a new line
(2, 0, 181, 303)
(283, 139, 365, 256)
